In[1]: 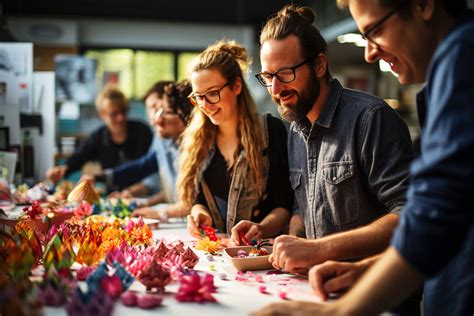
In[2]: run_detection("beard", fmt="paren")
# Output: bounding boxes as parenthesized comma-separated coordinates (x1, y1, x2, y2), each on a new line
(273, 72, 320, 124)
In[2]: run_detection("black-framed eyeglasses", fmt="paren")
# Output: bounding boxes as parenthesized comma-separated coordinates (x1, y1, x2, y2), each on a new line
(255, 57, 314, 87)
(188, 81, 230, 107)
(362, 0, 409, 46)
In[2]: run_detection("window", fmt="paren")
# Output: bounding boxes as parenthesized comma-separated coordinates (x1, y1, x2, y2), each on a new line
(84, 48, 198, 100)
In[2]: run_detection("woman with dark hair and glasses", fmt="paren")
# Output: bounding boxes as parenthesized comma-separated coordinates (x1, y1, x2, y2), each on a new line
(91, 81, 194, 221)
(178, 40, 293, 241)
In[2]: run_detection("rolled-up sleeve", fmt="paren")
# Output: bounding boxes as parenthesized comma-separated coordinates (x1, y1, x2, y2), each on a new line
(360, 105, 414, 215)
(392, 42, 474, 277)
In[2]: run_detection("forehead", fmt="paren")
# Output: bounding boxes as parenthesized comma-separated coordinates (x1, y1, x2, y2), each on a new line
(348, 0, 387, 31)
(101, 99, 123, 111)
(145, 92, 164, 108)
(191, 69, 225, 93)
(260, 36, 304, 72)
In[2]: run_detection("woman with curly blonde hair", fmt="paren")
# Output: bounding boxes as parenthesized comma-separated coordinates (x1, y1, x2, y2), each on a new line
(177, 40, 293, 243)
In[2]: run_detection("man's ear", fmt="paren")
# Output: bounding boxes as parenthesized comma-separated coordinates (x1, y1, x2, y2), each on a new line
(417, 0, 435, 21)
(315, 53, 328, 79)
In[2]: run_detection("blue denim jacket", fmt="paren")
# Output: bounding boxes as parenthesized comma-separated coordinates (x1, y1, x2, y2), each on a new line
(289, 79, 413, 239)
(392, 10, 474, 316)
(110, 136, 180, 202)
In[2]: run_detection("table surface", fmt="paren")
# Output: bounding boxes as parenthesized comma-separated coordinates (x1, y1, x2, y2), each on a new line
(34, 217, 322, 316)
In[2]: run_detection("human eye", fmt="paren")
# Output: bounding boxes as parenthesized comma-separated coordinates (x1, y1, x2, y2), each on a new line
(277, 68, 294, 80)
(195, 95, 206, 102)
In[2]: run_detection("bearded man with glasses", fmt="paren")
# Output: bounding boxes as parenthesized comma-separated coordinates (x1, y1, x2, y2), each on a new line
(251, 5, 417, 314)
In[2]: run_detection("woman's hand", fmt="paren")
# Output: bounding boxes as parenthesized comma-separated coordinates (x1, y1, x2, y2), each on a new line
(187, 205, 213, 239)
(230, 220, 264, 245)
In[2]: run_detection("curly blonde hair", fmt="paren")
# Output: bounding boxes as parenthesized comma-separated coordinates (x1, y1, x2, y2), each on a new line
(177, 40, 266, 208)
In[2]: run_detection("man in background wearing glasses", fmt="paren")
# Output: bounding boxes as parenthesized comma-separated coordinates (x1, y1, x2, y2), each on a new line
(255, 5, 416, 309)
(47, 85, 153, 190)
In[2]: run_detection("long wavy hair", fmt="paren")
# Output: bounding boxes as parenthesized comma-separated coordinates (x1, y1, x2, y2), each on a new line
(177, 40, 266, 208)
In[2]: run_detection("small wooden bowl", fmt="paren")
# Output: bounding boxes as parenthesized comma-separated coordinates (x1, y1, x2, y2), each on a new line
(224, 246, 273, 271)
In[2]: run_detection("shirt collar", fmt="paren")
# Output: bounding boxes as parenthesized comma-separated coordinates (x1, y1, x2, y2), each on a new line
(416, 84, 427, 130)
(292, 78, 344, 135)
(315, 78, 344, 129)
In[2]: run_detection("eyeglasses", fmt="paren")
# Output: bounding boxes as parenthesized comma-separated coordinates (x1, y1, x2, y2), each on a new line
(188, 82, 230, 107)
(255, 57, 313, 87)
(105, 108, 127, 118)
(361, 1, 409, 47)
(154, 108, 181, 120)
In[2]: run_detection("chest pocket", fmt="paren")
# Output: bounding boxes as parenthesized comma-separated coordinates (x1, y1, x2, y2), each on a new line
(290, 169, 306, 215)
(321, 161, 359, 226)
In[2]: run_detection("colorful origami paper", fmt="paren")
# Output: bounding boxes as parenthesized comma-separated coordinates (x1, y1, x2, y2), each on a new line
(67, 180, 100, 204)
(175, 272, 217, 303)
(138, 259, 171, 292)
(195, 236, 221, 254)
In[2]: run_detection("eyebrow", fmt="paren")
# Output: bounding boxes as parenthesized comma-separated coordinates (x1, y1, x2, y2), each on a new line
(194, 85, 221, 95)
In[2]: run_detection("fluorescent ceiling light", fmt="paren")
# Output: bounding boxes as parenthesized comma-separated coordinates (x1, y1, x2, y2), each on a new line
(337, 33, 367, 47)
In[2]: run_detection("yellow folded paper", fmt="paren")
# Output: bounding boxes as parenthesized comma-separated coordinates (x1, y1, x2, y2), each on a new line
(67, 180, 100, 204)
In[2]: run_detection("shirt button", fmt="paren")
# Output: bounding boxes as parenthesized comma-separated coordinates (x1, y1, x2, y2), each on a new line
(332, 176, 337, 181)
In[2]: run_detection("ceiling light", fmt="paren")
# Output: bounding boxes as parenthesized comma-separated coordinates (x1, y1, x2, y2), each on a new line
(337, 33, 367, 47)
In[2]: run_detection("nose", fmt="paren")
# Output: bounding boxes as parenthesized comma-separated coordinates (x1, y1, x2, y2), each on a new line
(198, 99, 215, 113)
(153, 108, 164, 123)
(271, 76, 284, 96)
(365, 41, 382, 64)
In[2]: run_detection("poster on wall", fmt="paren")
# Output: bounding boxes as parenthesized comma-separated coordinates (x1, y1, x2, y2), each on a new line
(0, 42, 34, 113)
(55, 55, 97, 104)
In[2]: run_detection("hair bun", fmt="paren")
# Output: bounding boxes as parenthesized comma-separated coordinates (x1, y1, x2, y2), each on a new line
(279, 4, 315, 24)
(208, 40, 251, 75)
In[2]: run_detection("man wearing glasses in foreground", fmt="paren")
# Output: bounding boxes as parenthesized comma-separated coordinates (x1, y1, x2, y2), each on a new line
(242, 5, 418, 312)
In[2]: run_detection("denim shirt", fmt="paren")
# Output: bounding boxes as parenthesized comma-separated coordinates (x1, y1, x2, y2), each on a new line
(391, 10, 474, 316)
(289, 79, 413, 239)
(110, 136, 180, 202)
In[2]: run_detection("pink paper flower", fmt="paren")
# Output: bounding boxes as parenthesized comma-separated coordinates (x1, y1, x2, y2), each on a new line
(66, 287, 114, 316)
(38, 283, 68, 306)
(175, 272, 217, 303)
(127, 254, 152, 277)
(120, 291, 137, 306)
(278, 290, 288, 300)
(137, 293, 163, 309)
(76, 266, 95, 281)
(138, 260, 171, 292)
(101, 275, 124, 299)
(105, 246, 126, 266)
(73, 201, 92, 219)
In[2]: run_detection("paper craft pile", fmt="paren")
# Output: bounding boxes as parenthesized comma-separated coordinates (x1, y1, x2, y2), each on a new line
(195, 225, 221, 254)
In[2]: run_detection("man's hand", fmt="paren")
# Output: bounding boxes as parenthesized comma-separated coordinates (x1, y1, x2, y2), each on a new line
(251, 301, 334, 316)
(309, 260, 370, 301)
(270, 235, 319, 273)
(47, 165, 68, 183)
(230, 220, 264, 245)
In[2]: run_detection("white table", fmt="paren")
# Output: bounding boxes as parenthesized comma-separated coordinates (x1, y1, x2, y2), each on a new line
(43, 219, 322, 315)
